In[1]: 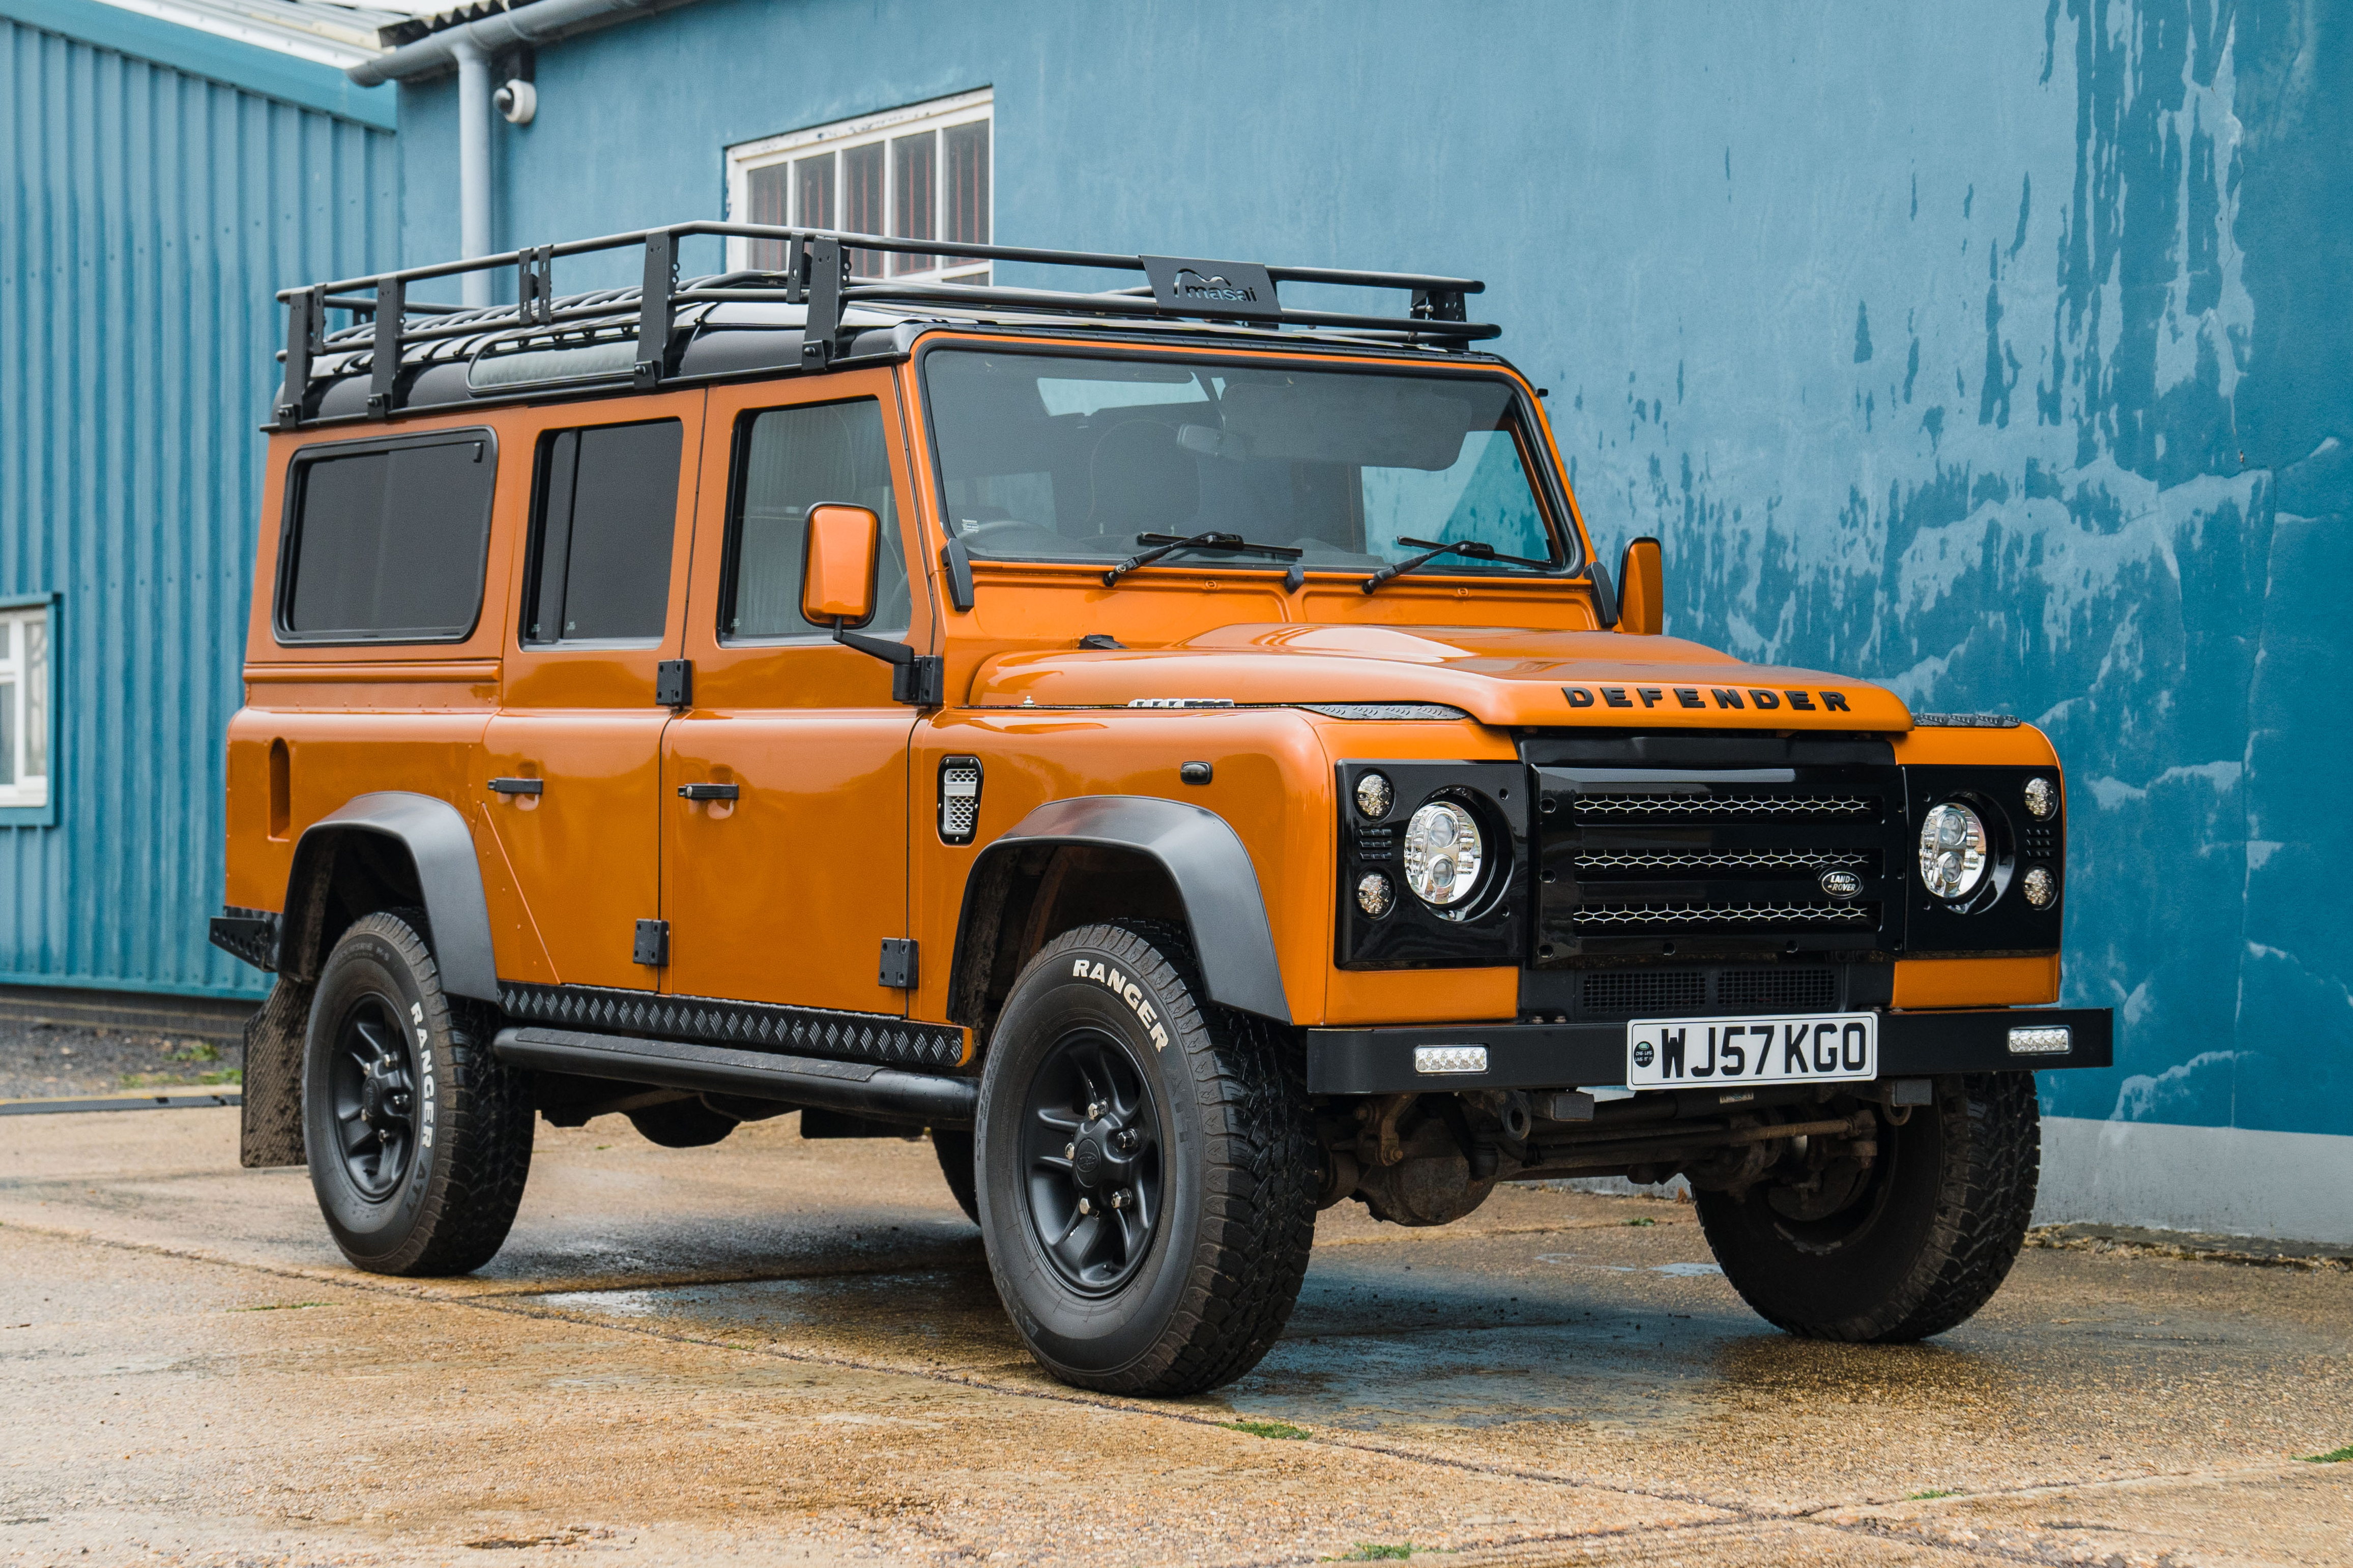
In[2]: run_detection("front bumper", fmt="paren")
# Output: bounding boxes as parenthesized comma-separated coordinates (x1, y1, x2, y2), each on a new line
(1305, 1007, 2111, 1094)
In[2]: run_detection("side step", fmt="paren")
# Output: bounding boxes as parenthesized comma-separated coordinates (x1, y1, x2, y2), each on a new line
(491, 1026, 977, 1129)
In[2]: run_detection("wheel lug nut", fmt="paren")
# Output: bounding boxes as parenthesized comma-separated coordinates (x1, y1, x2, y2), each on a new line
(1110, 1190, 1127, 1209)
(1065, 1142, 1076, 1160)
(1078, 1197, 1092, 1215)
(1087, 1102, 1103, 1120)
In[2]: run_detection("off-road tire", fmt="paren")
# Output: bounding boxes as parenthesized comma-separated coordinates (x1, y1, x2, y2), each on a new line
(303, 911, 535, 1276)
(933, 1128, 980, 1223)
(975, 921, 1317, 1396)
(1695, 1072, 2039, 1341)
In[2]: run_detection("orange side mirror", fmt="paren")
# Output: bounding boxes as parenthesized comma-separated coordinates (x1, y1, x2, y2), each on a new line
(801, 503, 881, 625)
(1618, 536, 1663, 637)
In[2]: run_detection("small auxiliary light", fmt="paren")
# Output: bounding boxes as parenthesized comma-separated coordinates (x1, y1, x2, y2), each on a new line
(1356, 872, 1395, 918)
(2024, 776, 2058, 820)
(2008, 1025, 2072, 1055)
(2022, 866, 2056, 908)
(1413, 1045, 1488, 1076)
(1355, 772, 1393, 819)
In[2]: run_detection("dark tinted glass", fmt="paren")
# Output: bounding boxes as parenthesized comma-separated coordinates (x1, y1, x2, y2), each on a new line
(283, 436, 493, 640)
(724, 400, 909, 640)
(526, 420, 682, 643)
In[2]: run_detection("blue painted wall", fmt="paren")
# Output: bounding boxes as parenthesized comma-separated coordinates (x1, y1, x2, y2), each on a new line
(0, 0, 396, 998)
(388, 0, 2348, 1147)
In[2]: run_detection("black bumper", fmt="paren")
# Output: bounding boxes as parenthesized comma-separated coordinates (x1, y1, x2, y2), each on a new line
(1304, 1007, 2112, 1095)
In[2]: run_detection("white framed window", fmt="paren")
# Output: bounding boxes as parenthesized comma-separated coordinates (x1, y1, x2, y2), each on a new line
(0, 603, 51, 810)
(725, 88, 992, 285)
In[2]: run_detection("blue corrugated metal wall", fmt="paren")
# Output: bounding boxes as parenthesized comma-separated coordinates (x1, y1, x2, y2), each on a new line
(384, 0, 2349, 1194)
(1, 1, 396, 998)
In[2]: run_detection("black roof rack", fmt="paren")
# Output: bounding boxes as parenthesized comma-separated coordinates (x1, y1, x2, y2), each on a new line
(271, 222, 1498, 429)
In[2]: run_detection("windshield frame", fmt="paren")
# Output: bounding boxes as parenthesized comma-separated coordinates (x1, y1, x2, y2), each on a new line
(909, 334, 1587, 582)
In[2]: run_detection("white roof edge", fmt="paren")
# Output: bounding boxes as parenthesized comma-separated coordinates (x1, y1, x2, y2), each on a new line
(88, 0, 405, 69)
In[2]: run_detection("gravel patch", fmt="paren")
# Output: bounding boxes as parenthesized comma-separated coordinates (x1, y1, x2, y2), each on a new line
(0, 1020, 243, 1101)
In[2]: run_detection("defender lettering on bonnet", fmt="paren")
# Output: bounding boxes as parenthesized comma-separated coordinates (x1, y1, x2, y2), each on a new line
(1076, 959, 1170, 1050)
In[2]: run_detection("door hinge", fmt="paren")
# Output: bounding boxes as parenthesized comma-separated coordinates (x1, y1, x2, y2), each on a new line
(892, 655, 945, 707)
(656, 659, 692, 709)
(878, 938, 918, 989)
(634, 919, 670, 967)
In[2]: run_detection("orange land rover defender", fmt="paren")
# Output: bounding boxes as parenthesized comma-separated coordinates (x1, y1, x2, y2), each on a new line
(214, 227, 2109, 1396)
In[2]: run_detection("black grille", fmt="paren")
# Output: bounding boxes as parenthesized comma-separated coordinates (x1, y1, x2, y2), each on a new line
(1532, 752, 1902, 957)
(1573, 965, 1840, 1020)
(1583, 968, 1706, 1016)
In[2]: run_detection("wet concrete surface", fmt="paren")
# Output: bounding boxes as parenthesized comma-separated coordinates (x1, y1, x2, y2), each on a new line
(0, 1024, 242, 1102)
(0, 1109, 2345, 1565)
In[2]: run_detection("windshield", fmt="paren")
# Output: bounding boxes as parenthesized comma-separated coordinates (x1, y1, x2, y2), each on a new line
(921, 350, 1573, 576)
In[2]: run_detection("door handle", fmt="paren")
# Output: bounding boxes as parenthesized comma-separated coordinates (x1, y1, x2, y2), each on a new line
(487, 778, 545, 796)
(677, 782, 740, 801)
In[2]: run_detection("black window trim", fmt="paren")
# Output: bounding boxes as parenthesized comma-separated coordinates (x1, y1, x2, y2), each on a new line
(517, 415, 686, 652)
(908, 336, 1587, 581)
(714, 392, 910, 648)
(273, 425, 500, 647)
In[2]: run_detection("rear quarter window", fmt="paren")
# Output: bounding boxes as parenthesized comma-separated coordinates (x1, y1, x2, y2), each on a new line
(277, 431, 497, 643)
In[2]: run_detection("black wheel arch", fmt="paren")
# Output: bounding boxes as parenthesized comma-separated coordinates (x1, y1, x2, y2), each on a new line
(278, 792, 500, 1004)
(947, 796, 1292, 1041)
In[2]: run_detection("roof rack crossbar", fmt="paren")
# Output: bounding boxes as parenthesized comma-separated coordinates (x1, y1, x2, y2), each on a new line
(272, 223, 1500, 425)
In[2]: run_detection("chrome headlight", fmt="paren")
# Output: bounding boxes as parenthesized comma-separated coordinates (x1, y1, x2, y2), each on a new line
(1918, 801, 1989, 901)
(1402, 800, 1485, 909)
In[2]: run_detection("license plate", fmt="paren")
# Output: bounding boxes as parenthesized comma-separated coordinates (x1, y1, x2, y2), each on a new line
(1626, 1012, 1878, 1089)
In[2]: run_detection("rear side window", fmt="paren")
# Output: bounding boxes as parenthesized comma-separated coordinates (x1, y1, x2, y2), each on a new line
(524, 420, 684, 644)
(723, 399, 909, 640)
(279, 433, 495, 642)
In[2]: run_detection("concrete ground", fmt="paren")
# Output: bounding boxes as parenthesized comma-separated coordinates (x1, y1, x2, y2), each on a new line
(0, 1109, 2345, 1567)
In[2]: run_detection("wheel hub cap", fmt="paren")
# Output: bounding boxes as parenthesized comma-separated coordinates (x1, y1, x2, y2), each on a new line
(1021, 1030, 1164, 1294)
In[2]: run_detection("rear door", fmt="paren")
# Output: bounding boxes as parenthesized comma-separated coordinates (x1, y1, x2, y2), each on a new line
(660, 370, 926, 1013)
(479, 392, 703, 991)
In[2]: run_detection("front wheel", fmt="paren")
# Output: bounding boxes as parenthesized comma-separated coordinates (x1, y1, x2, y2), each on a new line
(975, 923, 1317, 1396)
(1695, 1072, 2040, 1341)
(302, 911, 535, 1276)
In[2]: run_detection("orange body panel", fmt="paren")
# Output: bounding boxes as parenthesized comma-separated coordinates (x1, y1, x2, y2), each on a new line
(222, 328, 2069, 1046)
(1893, 956, 2061, 1009)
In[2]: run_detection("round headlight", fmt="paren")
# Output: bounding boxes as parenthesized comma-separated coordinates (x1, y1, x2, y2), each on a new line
(1917, 802, 1989, 901)
(1355, 772, 1393, 820)
(2022, 866, 2055, 908)
(1403, 800, 1485, 909)
(1356, 872, 1395, 918)
(2024, 776, 2057, 820)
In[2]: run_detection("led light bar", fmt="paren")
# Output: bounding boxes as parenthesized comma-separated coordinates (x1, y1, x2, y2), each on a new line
(2007, 1025, 2072, 1055)
(1412, 1044, 1489, 1076)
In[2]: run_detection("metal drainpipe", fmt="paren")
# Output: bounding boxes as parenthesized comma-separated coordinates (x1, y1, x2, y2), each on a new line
(453, 37, 491, 308)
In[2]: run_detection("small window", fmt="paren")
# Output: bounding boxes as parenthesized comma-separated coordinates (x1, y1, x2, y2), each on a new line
(728, 90, 991, 283)
(0, 604, 51, 810)
(524, 420, 684, 644)
(723, 400, 910, 641)
(280, 434, 496, 642)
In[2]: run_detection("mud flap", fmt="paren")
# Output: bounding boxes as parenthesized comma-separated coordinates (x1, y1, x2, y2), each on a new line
(240, 977, 314, 1168)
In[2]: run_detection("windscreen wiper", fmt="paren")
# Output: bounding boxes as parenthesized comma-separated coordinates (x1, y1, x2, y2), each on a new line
(1101, 531, 1304, 587)
(1359, 536, 1553, 594)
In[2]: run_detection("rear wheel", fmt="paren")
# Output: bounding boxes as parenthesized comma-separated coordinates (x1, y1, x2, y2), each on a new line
(975, 922, 1316, 1396)
(1695, 1072, 2039, 1341)
(302, 911, 534, 1276)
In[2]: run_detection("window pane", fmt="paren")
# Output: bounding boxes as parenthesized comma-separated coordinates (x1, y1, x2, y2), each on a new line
(795, 152, 835, 229)
(841, 141, 885, 277)
(891, 130, 937, 275)
(284, 437, 493, 640)
(21, 614, 45, 779)
(725, 400, 908, 640)
(0, 678, 13, 785)
(943, 120, 989, 269)
(527, 420, 681, 642)
(746, 162, 791, 271)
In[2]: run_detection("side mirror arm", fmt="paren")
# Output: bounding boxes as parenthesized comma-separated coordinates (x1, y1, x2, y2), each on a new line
(833, 619, 946, 706)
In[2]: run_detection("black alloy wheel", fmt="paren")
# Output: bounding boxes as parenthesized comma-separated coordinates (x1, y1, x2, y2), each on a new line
(974, 921, 1318, 1397)
(326, 994, 418, 1200)
(303, 910, 535, 1277)
(1020, 1029, 1164, 1294)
